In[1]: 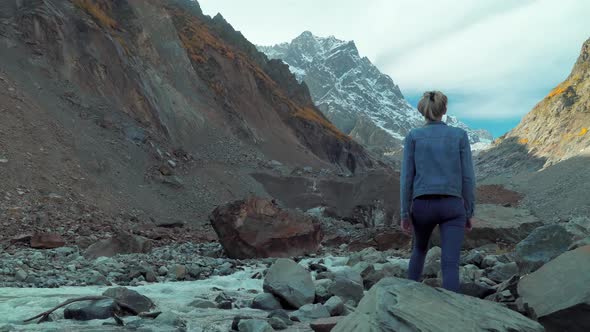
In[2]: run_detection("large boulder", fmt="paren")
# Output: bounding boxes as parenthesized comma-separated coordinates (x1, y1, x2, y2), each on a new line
(432, 204, 542, 249)
(210, 198, 323, 258)
(327, 268, 364, 304)
(332, 278, 544, 332)
(290, 303, 331, 322)
(514, 224, 576, 273)
(64, 299, 117, 321)
(263, 259, 315, 309)
(84, 232, 152, 259)
(518, 245, 590, 332)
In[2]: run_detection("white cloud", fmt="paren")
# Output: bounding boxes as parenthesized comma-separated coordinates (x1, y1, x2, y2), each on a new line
(198, 0, 590, 122)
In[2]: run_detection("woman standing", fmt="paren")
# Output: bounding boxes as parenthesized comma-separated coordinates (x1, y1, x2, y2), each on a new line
(400, 91, 475, 292)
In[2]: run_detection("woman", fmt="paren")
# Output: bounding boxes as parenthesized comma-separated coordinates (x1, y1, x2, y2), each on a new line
(400, 91, 475, 292)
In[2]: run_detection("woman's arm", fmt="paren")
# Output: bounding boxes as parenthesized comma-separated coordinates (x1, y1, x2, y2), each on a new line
(460, 131, 476, 218)
(400, 132, 415, 221)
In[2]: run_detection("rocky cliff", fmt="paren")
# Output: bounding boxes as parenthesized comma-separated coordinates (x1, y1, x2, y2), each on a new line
(478, 37, 590, 177)
(0, 0, 374, 230)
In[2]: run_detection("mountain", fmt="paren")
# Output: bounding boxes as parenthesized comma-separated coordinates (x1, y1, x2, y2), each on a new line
(259, 31, 493, 153)
(0, 0, 378, 231)
(478, 37, 590, 177)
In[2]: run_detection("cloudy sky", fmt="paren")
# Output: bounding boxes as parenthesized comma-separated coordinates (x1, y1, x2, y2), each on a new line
(199, 0, 590, 137)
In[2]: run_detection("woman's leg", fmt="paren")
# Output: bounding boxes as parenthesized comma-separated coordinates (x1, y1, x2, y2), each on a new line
(408, 199, 436, 282)
(439, 211, 466, 292)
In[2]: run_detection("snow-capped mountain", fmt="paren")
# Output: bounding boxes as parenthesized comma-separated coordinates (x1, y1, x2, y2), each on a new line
(259, 31, 493, 152)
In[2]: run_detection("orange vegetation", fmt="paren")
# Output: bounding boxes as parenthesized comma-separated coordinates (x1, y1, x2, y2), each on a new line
(547, 82, 568, 98)
(518, 138, 529, 145)
(579, 127, 588, 136)
(293, 106, 349, 141)
(72, 0, 118, 30)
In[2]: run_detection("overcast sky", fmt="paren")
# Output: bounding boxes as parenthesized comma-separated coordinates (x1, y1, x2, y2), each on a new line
(199, 0, 590, 137)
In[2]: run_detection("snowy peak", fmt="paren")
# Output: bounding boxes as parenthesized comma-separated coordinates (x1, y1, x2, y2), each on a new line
(259, 32, 492, 153)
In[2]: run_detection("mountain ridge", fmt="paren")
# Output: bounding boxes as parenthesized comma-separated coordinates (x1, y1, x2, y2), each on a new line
(259, 31, 493, 153)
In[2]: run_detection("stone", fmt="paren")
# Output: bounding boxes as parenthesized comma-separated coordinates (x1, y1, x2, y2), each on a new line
(30, 233, 65, 249)
(210, 198, 323, 258)
(173, 265, 187, 280)
(460, 281, 496, 299)
(14, 269, 27, 282)
(332, 278, 544, 332)
(314, 278, 334, 303)
(374, 231, 411, 251)
(238, 319, 274, 332)
(154, 311, 186, 328)
(515, 224, 575, 274)
(324, 296, 344, 316)
(158, 266, 168, 276)
(347, 248, 386, 266)
(102, 287, 154, 313)
(189, 298, 217, 309)
(268, 316, 288, 330)
(363, 260, 408, 290)
(327, 268, 364, 304)
(84, 232, 152, 259)
(461, 250, 485, 267)
(518, 245, 590, 332)
(155, 220, 185, 228)
(569, 236, 590, 251)
(481, 255, 501, 268)
(423, 246, 442, 276)
(268, 309, 292, 326)
(310, 317, 343, 332)
(64, 299, 116, 321)
(252, 293, 282, 311)
(263, 258, 315, 309)
(487, 262, 518, 282)
(290, 303, 331, 322)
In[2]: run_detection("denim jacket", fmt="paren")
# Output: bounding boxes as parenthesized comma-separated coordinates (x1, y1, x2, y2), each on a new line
(400, 121, 475, 220)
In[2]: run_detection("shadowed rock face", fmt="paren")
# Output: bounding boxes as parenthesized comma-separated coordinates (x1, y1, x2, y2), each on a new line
(210, 198, 323, 259)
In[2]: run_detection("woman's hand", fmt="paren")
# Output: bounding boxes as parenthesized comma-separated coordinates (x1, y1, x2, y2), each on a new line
(401, 217, 413, 235)
(466, 217, 475, 232)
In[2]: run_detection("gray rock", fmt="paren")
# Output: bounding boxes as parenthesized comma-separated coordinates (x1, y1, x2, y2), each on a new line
(158, 266, 168, 276)
(569, 236, 590, 251)
(252, 293, 282, 311)
(347, 248, 386, 266)
(518, 245, 590, 332)
(515, 224, 575, 273)
(487, 262, 518, 282)
(268, 316, 288, 330)
(290, 303, 331, 322)
(461, 250, 485, 267)
(327, 268, 364, 304)
(263, 259, 315, 309)
(481, 255, 500, 268)
(154, 311, 186, 328)
(268, 309, 292, 326)
(460, 281, 496, 299)
(423, 246, 442, 276)
(363, 261, 408, 290)
(332, 278, 544, 332)
(314, 278, 334, 303)
(189, 298, 217, 309)
(324, 296, 345, 316)
(64, 298, 116, 321)
(238, 319, 274, 332)
(103, 287, 154, 313)
(14, 269, 27, 282)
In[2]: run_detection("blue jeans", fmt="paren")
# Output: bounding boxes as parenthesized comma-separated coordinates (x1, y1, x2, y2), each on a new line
(408, 196, 466, 292)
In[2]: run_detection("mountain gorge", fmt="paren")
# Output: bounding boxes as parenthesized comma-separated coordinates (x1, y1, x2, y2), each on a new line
(259, 32, 493, 153)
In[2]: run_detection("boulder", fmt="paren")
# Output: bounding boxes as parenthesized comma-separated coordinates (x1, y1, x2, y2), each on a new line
(263, 259, 315, 309)
(362, 260, 408, 290)
(423, 247, 442, 276)
(310, 317, 344, 332)
(518, 245, 590, 332)
(102, 287, 154, 313)
(332, 278, 544, 332)
(252, 293, 283, 311)
(431, 204, 542, 249)
(210, 198, 323, 259)
(290, 303, 331, 322)
(189, 298, 217, 309)
(324, 296, 344, 316)
(269, 316, 288, 330)
(84, 232, 152, 259)
(30, 233, 65, 249)
(487, 262, 518, 283)
(327, 268, 364, 304)
(514, 224, 576, 274)
(64, 299, 116, 321)
(238, 319, 274, 332)
(314, 278, 334, 303)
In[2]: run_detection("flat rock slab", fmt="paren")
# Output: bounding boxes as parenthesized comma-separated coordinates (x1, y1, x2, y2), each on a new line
(333, 277, 544, 332)
(263, 258, 315, 309)
(518, 245, 590, 332)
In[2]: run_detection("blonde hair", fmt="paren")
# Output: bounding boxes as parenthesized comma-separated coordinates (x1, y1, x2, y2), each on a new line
(417, 91, 448, 121)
